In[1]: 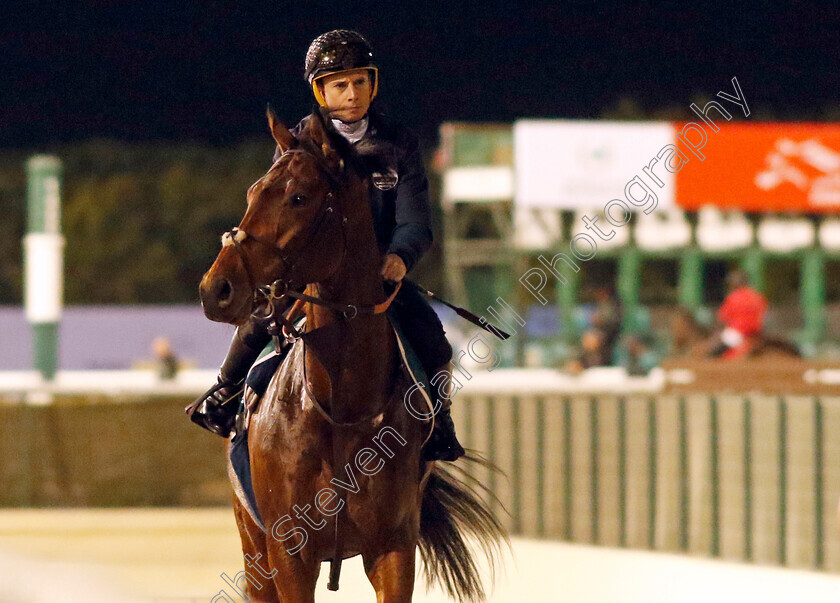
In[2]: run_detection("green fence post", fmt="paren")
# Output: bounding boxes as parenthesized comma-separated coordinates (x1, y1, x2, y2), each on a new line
(618, 249, 641, 325)
(465, 266, 499, 325)
(741, 247, 765, 293)
(801, 249, 826, 350)
(557, 262, 580, 344)
(679, 248, 703, 311)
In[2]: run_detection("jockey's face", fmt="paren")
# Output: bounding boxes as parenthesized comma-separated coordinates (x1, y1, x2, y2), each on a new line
(318, 69, 372, 123)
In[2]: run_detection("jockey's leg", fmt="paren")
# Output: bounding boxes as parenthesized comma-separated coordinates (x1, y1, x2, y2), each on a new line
(185, 318, 272, 437)
(392, 281, 465, 461)
(707, 327, 744, 358)
(424, 362, 466, 461)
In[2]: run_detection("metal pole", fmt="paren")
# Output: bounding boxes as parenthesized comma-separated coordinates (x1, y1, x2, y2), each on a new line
(743, 396, 754, 561)
(678, 396, 690, 552)
(813, 397, 824, 568)
(778, 396, 788, 565)
(535, 396, 546, 537)
(647, 396, 657, 549)
(617, 396, 627, 548)
(24, 155, 64, 381)
(511, 396, 522, 533)
(562, 396, 573, 540)
(709, 396, 721, 557)
(589, 395, 600, 544)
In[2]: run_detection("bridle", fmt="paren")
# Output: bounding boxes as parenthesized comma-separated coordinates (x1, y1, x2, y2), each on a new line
(222, 147, 344, 295)
(222, 144, 402, 433)
(219, 146, 400, 342)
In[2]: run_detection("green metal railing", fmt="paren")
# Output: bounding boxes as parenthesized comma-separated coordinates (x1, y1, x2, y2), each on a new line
(453, 392, 840, 572)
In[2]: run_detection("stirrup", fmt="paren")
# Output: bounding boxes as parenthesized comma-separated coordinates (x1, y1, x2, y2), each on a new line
(185, 378, 245, 438)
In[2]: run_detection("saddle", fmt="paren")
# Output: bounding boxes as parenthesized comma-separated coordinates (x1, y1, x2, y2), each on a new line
(228, 307, 434, 532)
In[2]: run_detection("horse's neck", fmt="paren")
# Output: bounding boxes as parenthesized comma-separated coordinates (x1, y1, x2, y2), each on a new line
(304, 214, 394, 415)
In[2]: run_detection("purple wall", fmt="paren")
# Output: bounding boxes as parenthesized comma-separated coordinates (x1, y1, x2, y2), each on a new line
(0, 306, 236, 370)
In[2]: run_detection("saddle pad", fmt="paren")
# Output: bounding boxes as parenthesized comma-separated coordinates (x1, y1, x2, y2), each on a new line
(228, 308, 433, 534)
(228, 429, 266, 532)
(244, 316, 307, 398)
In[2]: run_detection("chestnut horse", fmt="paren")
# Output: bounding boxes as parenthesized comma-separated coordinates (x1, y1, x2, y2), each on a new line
(668, 306, 799, 359)
(199, 109, 505, 602)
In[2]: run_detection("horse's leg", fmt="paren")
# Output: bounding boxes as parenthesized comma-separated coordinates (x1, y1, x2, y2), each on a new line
(363, 545, 416, 603)
(265, 540, 320, 603)
(231, 496, 282, 602)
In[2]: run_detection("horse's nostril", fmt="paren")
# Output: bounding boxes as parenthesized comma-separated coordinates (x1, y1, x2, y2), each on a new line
(216, 278, 233, 307)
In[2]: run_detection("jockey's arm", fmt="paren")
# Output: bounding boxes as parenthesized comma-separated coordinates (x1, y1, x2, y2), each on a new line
(386, 132, 433, 273)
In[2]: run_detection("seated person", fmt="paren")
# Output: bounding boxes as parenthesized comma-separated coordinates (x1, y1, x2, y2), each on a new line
(620, 334, 659, 376)
(564, 328, 606, 374)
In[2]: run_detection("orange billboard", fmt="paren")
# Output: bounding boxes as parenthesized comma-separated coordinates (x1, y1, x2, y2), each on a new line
(674, 123, 840, 213)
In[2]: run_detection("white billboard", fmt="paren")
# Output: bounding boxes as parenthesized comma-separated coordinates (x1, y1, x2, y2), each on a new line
(514, 120, 676, 209)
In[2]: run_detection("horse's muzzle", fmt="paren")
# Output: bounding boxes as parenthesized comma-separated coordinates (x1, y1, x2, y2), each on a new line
(200, 272, 245, 323)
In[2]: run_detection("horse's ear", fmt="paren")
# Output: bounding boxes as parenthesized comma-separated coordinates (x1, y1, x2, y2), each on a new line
(266, 105, 297, 153)
(306, 109, 339, 160)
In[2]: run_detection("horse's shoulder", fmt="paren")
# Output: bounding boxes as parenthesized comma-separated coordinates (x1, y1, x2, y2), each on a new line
(265, 339, 306, 400)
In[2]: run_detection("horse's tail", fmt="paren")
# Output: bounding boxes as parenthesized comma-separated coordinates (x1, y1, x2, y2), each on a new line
(418, 454, 509, 603)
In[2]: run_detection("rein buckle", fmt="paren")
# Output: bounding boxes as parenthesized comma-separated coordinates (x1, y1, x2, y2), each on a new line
(269, 279, 289, 299)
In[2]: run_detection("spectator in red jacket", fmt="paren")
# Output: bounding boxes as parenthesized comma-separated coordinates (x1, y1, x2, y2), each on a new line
(709, 269, 768, 359)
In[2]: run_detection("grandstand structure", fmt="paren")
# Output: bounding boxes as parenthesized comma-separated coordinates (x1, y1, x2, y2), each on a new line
(436, 121, 840, 365)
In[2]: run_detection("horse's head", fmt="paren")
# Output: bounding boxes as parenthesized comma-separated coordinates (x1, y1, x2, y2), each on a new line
(199, 109, 351, 324)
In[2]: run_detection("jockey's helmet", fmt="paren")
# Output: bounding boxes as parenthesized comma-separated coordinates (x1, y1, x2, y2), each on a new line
(304, 30, 378, 107)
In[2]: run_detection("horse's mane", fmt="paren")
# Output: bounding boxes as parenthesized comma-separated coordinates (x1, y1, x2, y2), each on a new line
(298, 108, 368, 181)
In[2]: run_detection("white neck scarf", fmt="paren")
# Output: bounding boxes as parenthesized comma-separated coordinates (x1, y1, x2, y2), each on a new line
(331, 116, 369, 144)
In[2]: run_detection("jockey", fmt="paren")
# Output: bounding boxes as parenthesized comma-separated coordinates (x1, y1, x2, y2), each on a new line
(709, 269, 768, 359)
(189, 30, 465, 462)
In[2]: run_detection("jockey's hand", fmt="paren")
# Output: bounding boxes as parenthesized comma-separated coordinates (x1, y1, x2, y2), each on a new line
(381, 253, 407, 283)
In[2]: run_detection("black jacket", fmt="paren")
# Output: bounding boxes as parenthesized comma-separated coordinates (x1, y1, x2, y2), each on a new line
(274, 108, 433, 273)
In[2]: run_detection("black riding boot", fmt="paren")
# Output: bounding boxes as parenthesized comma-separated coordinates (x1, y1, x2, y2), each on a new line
(422, 365, 466, 462)
(185, 321, 271, 437)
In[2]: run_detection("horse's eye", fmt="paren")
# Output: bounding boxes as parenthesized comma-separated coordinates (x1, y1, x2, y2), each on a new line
(290, 194, 305, 207)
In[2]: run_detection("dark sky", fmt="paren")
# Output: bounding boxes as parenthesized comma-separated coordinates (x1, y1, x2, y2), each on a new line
(2, 1, 839, 149)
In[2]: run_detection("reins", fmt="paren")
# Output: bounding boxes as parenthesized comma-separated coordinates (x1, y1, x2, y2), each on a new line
(265, 279, 402, 341)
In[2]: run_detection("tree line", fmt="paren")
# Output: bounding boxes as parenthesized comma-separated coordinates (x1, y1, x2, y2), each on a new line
(0, 138, 442, 305)
(0, 138, 275, 305)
